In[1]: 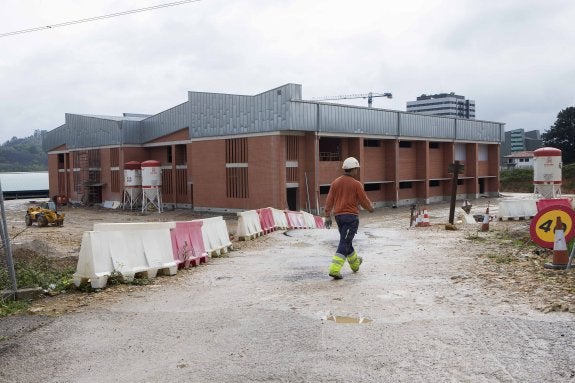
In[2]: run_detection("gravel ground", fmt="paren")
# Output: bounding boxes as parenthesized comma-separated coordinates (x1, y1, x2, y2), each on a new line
(1, 196, 574, 382)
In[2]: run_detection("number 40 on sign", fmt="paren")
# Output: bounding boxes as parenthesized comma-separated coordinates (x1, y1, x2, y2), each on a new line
(529, 205, 575, 249)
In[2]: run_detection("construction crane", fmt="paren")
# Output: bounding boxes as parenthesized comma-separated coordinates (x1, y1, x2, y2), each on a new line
(311, 92, 392, 108)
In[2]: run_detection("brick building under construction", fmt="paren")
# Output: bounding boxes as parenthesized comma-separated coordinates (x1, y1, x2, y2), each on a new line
(42, 83, 505, 213)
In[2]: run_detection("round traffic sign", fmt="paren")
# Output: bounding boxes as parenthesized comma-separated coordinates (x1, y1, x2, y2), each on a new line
(529, 204, 575, 249)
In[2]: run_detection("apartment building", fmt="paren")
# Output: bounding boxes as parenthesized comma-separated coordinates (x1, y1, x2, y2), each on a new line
(406, 93, 475, 119)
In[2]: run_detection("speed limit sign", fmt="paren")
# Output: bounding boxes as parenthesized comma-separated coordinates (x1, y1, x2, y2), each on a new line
(529, 204, 575, 248)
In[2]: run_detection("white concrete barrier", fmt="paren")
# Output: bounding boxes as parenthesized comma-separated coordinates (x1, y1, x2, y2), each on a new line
(301, 211, 317, 228)
(498, 199, 538, 220)
(196, 216, 233, 256)
(236, 210, 264, 240)
(271, 208, 289, 229)
(93, 222, 175, 231)
(73, 229, 177, 289)
(73, 231, 113, 289)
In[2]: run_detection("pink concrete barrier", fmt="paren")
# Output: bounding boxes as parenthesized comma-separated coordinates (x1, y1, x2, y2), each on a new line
(285, 210, 305, 229)
(170, 221, 208, 268)
(257, 208, 276, 234)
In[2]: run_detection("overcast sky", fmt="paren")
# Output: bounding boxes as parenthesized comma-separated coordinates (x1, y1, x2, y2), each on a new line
(1, 0, 574, 144)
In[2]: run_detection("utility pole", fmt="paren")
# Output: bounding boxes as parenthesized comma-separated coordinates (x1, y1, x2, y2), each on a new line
(448, 161, 465, 224)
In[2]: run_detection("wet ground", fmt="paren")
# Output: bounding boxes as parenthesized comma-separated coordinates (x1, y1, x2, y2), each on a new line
(1, 196, 574, 382)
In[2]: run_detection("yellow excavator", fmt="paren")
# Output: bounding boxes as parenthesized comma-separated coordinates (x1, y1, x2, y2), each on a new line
(25, 201, 65, 227)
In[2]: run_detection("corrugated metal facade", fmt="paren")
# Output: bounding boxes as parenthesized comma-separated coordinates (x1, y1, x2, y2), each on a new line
(141, 102, 189, 143)
(188, 84, 300, 138)
(43, 83, 504, 151)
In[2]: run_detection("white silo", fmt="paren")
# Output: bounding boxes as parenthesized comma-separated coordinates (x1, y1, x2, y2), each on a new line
(123, 161, 142, 210)
(533, 147, 562, 199)
(141, 160, 163, 213)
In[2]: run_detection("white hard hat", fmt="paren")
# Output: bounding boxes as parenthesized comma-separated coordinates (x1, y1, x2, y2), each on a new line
(342, 157, 360, 170)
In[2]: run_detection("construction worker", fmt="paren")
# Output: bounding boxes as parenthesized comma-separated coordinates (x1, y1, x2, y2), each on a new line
(324, 157, 374, 279)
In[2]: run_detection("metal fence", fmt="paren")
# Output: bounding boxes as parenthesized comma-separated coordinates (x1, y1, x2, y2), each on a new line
(0, 181, 18, 298)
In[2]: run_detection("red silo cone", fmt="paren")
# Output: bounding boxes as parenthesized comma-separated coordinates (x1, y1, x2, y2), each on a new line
(545, 216, 569, 269)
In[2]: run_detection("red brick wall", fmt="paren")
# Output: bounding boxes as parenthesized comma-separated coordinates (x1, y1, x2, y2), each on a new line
(48, 154, 59, 197)
(429, 143, 446, 179)
(122, 147, 149, 163)
(398, 183, 417, 199)
(248, 135, 283, 209)
(398, 145, 417, 180)
(363, 143, 386, 182)
(191, 140, 227, 209)
(46, 136, 502, 210)
(428, 181, 445, 197)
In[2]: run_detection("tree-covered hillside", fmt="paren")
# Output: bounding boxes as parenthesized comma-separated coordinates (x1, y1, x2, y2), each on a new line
(0, 130, 48, 172)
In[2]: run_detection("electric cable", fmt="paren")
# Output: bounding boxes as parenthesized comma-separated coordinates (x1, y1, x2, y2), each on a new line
(0, 0, 202, 38)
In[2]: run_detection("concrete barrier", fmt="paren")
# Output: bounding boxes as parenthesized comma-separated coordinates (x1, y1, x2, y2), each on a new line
(196, 216, 233, 256)
(301, 211, 317, 228)
(171, 221, 208, 268)
(236, 210, 264, 240)
(498, 199, 538, 220)
(73, 231, 113, 289)
(73, 229, 177, 289)
(93, 222, 175, 231)
(271, 208, 289, 229)
(285, 210, 305, 229)
(257, 207, 275, 234)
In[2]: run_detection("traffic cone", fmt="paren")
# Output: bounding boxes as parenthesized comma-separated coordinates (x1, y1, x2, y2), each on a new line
(422, 209, 430, 227)
(545, 216, 569, 269)
(415, 209, 422, 227)
(480, 206, 490, 232)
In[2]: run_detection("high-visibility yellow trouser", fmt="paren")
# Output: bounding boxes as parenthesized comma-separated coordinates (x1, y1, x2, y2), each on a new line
(347, 251, 362, 272)
(329, 253, 346, 277)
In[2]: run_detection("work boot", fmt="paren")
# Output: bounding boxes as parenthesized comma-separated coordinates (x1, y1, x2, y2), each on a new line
(347, 251, 362, 272)
(329, 254, 346, 279)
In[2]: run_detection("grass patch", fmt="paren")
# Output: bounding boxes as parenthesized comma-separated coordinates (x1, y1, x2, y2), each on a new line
(0, 253, 76, 293)
(465, 231, 487, 241)
(486, 253, 517, 264)
(0, 298, 31, 318)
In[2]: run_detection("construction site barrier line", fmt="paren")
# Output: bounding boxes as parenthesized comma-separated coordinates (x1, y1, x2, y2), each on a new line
(75, 216, 234, 288)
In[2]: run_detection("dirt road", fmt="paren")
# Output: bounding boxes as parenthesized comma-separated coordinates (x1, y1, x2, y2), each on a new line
(1, 197, 574, 382)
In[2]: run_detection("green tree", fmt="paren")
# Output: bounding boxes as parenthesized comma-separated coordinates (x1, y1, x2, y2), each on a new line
(0, 131, 48, 171)
(542, 106, 575, 164)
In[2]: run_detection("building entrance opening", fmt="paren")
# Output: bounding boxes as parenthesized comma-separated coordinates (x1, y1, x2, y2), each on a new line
(286, 187, 297, 211)
(86, 185, 103, 205)
(478, 178, 485, 194)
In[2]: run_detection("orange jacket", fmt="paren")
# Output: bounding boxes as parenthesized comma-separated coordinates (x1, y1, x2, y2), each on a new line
(324, 174, 373, 216)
